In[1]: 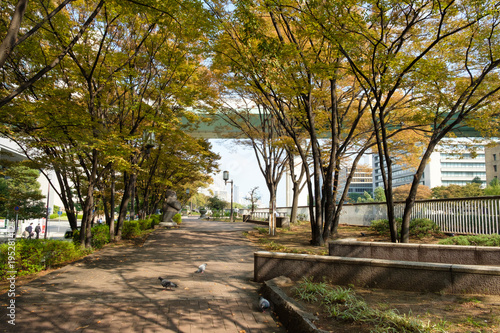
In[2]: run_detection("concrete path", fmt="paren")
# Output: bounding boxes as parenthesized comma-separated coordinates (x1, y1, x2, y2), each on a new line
(1, 218, 286, 332)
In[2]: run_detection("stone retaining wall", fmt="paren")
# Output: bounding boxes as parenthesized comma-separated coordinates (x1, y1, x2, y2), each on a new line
(329, 240, 500, 266)
(254, 251, 500, 295)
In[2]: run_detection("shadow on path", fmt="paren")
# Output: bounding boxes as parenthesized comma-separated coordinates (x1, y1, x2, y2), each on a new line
(0, 218, 286, 333)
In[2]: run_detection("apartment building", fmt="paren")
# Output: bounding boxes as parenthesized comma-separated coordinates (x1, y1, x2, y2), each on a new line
(485, 145, 500, 183)
(338, 166, 374, 197)
(373, 140, 486, 190)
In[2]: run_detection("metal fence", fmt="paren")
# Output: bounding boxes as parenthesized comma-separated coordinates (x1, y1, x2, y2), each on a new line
(393, 196, 500, 235)
(250, 196, 500, 235)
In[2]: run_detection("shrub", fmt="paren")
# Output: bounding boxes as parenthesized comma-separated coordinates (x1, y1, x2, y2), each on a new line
(72, 229, 80, 245)
(172, 213, 182, 224)
(91, 224, 110, 249)
(42, 240, 86, 268)
(138, 219, 152, 230)
(438, 234, 500, 246)
(409, 218, 441, 238)
(150, 214, 161, 226)
(370, 218, 440, 239)
(122, 221, 141, 239)
(0, 239, 85, 279)
(369, 218, 402, 236)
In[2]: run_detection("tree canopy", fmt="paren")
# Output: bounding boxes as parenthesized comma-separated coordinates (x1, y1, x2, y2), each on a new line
(0, 164, 45, 219)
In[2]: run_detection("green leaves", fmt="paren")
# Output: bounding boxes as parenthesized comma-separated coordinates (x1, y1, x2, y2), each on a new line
(0, 164, 46, 219)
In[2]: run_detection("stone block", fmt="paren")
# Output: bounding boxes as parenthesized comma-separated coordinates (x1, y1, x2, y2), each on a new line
(475, 247, 500, 266)
(452, 265, 500, 295)
(419, 244, 475, 264)
(369, 260, 452, 292)
(328, 240, 371, 258)
(371, 242, 419, 261)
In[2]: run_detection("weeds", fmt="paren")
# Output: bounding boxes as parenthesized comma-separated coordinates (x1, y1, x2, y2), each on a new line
(254, 227, 268, 234)
(465, 316, 487, 328)
(293, 277, 444, 332)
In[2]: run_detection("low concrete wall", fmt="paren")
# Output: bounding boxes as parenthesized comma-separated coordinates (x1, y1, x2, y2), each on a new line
(329, 240, 500, 266)
(254, 251, 500, 295)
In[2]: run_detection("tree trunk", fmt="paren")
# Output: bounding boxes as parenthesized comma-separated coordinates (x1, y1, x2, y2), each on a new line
(400, 140, 439, 242)
(372, 108, 398, 243)
(116, 172, 135, 240)
(290, 181, 300, 224)
(0, 0, 28, 69)
(310, 152, 324, 246)
(268, 195, 276, 236)
(108, 169, 115, 241)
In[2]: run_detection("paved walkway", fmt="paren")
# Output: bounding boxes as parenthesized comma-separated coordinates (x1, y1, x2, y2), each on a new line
(1, 218, 286, 332)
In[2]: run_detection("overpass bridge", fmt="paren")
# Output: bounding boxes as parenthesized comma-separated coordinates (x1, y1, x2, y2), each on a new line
(183, 113, 484, 139)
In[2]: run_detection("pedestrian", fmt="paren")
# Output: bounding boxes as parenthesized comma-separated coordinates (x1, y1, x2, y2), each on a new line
(35, 224, 41, 239)
(26, 223, 34, 239)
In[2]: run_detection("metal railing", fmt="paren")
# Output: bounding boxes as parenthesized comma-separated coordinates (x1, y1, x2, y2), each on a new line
(248, 196, 500, 235)
(393, 196, 500, 235)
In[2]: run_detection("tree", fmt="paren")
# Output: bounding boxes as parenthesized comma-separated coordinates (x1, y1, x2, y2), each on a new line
(393, 184, 432, 202)
(207, 196, 228, 215)
(485, 178, 500, 196)
(306, 0, 500, 243)
(471, 176, 483, 185)
(374, 187, 386, 202)
(357, 192, 374, 203)
(0, 164, 45, 220)
(245, 187, 261, 214)
(0, 0, 105, 107)
(432, 183, 485, 198)
(133, 135, 219, 219)
(218, 99, 288, 235)
(0, 0, 218, 247)
(210, 1, 378, 246)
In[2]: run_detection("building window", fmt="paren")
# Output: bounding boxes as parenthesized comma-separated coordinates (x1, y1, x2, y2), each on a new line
(495, 165, 498, 172)
(494, 154, 497, 161)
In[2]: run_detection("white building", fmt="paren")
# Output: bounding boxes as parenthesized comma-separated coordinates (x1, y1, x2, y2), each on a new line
(373, 140, 486, 190)
(0, 138, 60, 211)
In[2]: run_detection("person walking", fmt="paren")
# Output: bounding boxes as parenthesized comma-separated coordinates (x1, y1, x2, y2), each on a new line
(26, 223, 34, 239)
(35, 224, 41, 239)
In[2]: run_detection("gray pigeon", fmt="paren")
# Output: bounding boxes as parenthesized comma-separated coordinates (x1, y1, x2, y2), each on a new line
(259, 296, 270, 312)
(195, 263, 207, 273)
(158, 277, 177, 290)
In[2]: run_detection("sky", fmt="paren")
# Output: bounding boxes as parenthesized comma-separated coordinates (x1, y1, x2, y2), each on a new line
(203, 139, 287, 208)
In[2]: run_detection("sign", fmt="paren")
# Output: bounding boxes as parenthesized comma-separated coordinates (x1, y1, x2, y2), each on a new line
(14, 206, 19, 211)
(58, 211, 62, 216)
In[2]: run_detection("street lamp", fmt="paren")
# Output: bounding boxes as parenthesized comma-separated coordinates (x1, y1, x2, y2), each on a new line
(186, 188, 191, 214)
(222, 171, 234, 222)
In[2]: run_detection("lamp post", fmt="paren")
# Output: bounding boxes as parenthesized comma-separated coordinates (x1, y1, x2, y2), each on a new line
(45, 175, 51, 239)
(186, 188, 191, 215)
(222, 171, 234, 223)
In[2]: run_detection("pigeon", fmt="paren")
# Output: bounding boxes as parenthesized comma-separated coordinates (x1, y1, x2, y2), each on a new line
(158, 277, 177, 290)
(195, 263, 207, 273)
(259, 296, 271, 312)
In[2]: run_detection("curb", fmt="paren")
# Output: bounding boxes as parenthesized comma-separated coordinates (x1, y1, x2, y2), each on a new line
(260, 278, 329, 333)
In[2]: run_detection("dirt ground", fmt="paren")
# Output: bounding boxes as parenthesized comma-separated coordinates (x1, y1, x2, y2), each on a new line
(246, 222, 500, 332)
